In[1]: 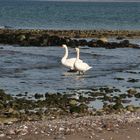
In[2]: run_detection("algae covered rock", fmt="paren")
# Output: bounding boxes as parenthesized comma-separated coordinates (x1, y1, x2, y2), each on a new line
(126, 105, 135, 112)
(127, 89, 137, 95)
(69, 103, 88, 114)
(0, 89, 13, 101)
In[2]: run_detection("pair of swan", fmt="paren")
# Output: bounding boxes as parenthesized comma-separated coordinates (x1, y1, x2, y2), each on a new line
(61, 44, 92, 74)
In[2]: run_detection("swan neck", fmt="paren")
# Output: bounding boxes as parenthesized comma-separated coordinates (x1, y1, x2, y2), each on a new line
(76, 49, 80, 60)
(63, 46, 68, 59)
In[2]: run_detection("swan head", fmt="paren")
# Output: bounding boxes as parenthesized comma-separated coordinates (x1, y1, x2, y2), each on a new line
(75, 47, 79, 52)
(62, 44, 67, 48)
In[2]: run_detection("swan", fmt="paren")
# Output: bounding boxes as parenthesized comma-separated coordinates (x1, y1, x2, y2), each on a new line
(61, 44, 82, 71)
(74, 47, 92, 74)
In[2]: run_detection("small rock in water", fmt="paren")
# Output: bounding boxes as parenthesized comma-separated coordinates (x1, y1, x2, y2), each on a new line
(127, 78, 139, 83)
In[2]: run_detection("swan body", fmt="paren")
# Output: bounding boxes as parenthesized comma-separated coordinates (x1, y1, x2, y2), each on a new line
(61, 44, 82, 70)
(74, 47, 92, 74)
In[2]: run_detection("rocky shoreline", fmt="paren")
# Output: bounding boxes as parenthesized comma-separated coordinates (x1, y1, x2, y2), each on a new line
(0, 87, 140, 120)
(0, 87, 140, 140)
(0, 29, 140, 48)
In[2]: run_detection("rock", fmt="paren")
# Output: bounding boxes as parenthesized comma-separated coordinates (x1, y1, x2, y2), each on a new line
(17, 34, 26, 41)
(121, 99, 131, 104)
(135, 93, 140, 98)
(8, 129, 16, 135)
(69, 103, 88, 114)
(127, 78, 139, 83)
(8, 108, 14, 113)
(34, 93, 43, 99)
(120, 40, 129, 47)
(69, 99, 78, 106)
(127, 89, 137, 95)
(78, 39, 88, 46)
(59, 127, 65, 131)
(88, 39, 97, 47)
(114, 77, 124, 80)
(99, 37, 108, 43)
(41, 39, 48, 46)
(126, 105, 135, 112)
(119, 94, 127, 98)
(113, 102, 123, 110)
(0, 134, 5, 137)
(116, 36, 125, 40)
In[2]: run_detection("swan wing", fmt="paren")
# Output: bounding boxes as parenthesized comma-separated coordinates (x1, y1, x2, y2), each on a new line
(75, 61, 92, 71)
(63, 58, 76, 69)
(62, 57, 83, 70)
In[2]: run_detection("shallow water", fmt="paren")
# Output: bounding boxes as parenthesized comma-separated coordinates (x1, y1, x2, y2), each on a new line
(0, 45, 140, 108)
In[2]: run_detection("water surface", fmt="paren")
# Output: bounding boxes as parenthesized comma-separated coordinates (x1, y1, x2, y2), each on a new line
(0, 45, 140, 94)
(0, 1, 140, 30)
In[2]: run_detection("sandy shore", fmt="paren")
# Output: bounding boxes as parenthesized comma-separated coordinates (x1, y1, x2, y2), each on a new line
(0, 112, 140, 140)
(0, 86, 140, 139)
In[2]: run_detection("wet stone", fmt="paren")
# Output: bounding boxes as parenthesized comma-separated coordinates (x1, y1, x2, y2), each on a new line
(127, 89, 137, 95)
(127, 79, 139, 83)
(114, 77, 125, 80)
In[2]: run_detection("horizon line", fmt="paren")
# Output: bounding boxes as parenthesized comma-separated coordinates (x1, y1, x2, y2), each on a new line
(22, 0, 140, 2)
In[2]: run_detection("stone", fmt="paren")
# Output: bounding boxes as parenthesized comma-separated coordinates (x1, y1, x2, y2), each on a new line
(69, 99, 78, 105)
(116, 36, 125, 40)
(99, 37, 108, 43)
(127, 78, 139, 83)
(126, 105, 135, 112)
(0, 134, 5, 137)
(127, 89, 137, 95)
(135, 93, 140, 98)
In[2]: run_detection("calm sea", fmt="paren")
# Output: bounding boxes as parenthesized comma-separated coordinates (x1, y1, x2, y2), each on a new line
(0, 1, 140, 30)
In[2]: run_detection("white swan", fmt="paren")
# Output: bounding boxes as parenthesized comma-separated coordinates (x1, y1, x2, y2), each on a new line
(74, 47, 92, 74)
(61, 44, 82, 71)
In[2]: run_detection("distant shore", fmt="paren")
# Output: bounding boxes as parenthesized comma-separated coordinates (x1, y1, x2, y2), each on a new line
(0, 29, 140, 48)
(1, 29, 140, 38)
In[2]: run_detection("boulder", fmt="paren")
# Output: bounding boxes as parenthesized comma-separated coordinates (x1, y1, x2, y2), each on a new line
(119, 40, 129, 47)
(99, 37, 108, 43)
